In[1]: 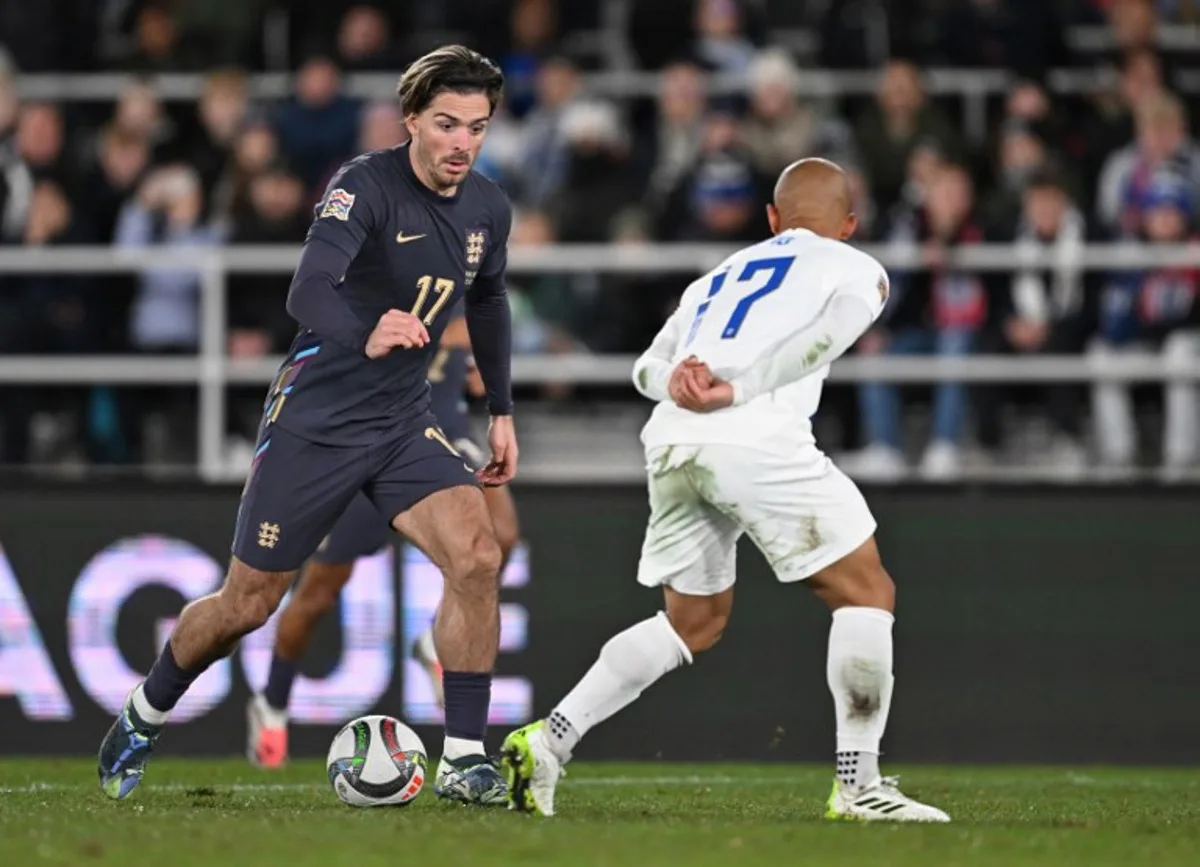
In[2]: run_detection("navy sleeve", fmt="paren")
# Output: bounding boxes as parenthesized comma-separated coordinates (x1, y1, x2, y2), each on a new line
(284, 161, 381, 354)
(466, 197, 514, 415)
(305, 159, 382, 257)
(285, 238, 373, 354)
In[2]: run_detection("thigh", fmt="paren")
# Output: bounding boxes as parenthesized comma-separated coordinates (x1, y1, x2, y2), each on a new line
(707, 446, 878, 583)
(310, 492, 392, 565)
(637, 446, 743, 596)
(363, 415, 482, 543)
(232, 426, 369, 572)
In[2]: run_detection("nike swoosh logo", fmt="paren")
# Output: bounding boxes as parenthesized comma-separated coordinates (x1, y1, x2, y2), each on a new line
(396, 233, 427, 244)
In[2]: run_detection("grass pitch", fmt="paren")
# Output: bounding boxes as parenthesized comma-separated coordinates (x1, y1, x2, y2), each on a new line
(1, 760, 1196, 866)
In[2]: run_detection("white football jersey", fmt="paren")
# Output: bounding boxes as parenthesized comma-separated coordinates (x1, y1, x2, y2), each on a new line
(638, 228, 889, 465)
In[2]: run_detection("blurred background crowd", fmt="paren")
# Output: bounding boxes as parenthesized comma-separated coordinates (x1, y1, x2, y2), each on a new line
(3, 0, 1200, 480)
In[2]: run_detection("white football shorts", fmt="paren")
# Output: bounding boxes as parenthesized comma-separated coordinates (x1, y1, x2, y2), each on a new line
(637, 443, 877, 595)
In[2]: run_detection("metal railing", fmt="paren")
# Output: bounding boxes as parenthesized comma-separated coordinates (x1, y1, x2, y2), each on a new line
(5, 64, 1177, 145)
(3, 241, 1200, 480)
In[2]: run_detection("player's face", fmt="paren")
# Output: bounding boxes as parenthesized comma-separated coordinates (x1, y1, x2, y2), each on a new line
(406, 92, 492, 193)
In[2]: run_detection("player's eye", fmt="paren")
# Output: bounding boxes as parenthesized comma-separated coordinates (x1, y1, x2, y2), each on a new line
(470, 124, 488, 136)
(438, 121, 454, 132)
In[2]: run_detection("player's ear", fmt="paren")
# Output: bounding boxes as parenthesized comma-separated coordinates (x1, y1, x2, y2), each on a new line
(766, 204, 780, 235)
(403, 112, 418, 140)
(839, 212, 858, 241)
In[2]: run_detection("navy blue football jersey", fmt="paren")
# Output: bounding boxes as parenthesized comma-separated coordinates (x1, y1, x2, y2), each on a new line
(266, 143, 511, 446)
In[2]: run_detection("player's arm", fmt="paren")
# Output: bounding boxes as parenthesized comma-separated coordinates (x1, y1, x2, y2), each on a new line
(727, 264, 888, 405)
(631, 289, 698, 402)
(467, 200, 516, 483)
(286, 163, 426, 356)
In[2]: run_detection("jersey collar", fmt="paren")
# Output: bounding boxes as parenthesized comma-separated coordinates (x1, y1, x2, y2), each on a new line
(397, 142, 466, 205)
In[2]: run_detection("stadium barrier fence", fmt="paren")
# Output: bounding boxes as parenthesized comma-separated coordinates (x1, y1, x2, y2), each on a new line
(1, 242, 1199, 480)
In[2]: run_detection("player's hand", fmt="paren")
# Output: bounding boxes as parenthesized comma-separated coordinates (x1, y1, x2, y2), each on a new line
(668, 356, 713, 407)
(365, 309, 429, 358)
(478, 415, 518, 486)
(676, 378, 735, 413)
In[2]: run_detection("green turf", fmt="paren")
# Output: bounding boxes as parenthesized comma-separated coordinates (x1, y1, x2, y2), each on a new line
(1, 760, 1197, 866)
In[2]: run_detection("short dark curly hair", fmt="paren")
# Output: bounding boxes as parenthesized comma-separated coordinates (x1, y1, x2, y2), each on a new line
(396, 45, 505, 117)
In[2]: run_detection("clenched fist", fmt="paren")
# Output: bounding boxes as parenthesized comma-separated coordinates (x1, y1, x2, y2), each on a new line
(365, 309, 429, 358)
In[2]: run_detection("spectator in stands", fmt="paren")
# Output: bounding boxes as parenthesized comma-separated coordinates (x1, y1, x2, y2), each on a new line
(1078, 48, 1165, 211)
(1108, 0, 1158, 53)
(359, 101, 406, 152)
(641, 61, 708, 211)
(335, 5, 402, 72)
(855, 60, 961, 213)
(974, 167, 1095, 472)
(182, 71, 250, 199)
(111, 79, 176, 157)
(79, 125, 151, 244)
(114, 165, 225, 353)
(981, 120, 1051, 233)
(122, 2, 196, 73)
(1090, 170, 1200, 474)
(1096, 91, 1200, 235)
(15, 103, 67, 185)
(854, 163, 990, 480)
(693, 0, 757, 73)
(1005, 80, 1064, 157)
(742, 48, 858, 179)
(211, 117, 280, 222)
(0, 74, 30, 244)
(7, 180, 108, 464)
(515, 56, 582, 208)
(501, 0, 560, 120)
(275, 56, 359, 191)
(228, 161, 309, 347)
(544, 101, 636, 242)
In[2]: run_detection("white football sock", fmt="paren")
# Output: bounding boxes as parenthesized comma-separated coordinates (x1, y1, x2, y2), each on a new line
(442, 736, 485, 762)
(549, 612, 692, 761)
(131, 683, 170, 726)
(827, 606, 895, 790)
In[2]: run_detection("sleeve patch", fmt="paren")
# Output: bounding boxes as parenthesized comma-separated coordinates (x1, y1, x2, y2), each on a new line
(877, 272, 890, 302)
(320, 188, 356, 221)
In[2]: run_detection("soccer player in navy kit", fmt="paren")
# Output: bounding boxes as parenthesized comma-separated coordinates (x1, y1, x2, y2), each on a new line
(245, 308, 521, 768)
(99, 46, 516, 806)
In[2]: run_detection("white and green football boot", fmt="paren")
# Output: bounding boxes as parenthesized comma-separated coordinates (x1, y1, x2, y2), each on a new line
(825, 775, 950, 822)
(500, 720, 563, 817)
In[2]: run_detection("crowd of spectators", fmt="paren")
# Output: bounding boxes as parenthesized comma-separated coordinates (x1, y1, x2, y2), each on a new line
(2, 0, 1200, 476)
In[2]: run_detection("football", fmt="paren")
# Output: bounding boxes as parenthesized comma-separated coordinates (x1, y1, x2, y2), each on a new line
(326, 715, 427, 807)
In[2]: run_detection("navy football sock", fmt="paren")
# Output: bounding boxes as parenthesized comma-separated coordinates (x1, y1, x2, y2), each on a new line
(141, 643, 202, 714)
(442, 670, 492, 745)
(263, 656, 298, 712)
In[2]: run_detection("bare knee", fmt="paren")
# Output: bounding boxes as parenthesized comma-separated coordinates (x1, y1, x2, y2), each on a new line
(219, 559, 293, 636)
(484, 488, 520, 566)
(808, 538, 896, 612)
(445, 530, 503, 591)
(665, 587, 733, 655)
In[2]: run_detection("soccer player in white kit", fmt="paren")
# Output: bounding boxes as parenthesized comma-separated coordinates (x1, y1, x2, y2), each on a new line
(500, 159, 950, 822)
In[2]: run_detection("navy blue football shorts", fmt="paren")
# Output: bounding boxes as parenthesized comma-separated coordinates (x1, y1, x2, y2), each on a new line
(231, 412, 482, 572)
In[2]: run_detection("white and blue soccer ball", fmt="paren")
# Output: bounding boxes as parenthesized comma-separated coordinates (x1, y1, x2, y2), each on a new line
(326, 715, 427, 807)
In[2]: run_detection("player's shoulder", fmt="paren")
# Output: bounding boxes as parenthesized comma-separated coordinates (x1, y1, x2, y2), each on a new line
(463, 168, 513, 227)
(329, 148, 395, 186)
